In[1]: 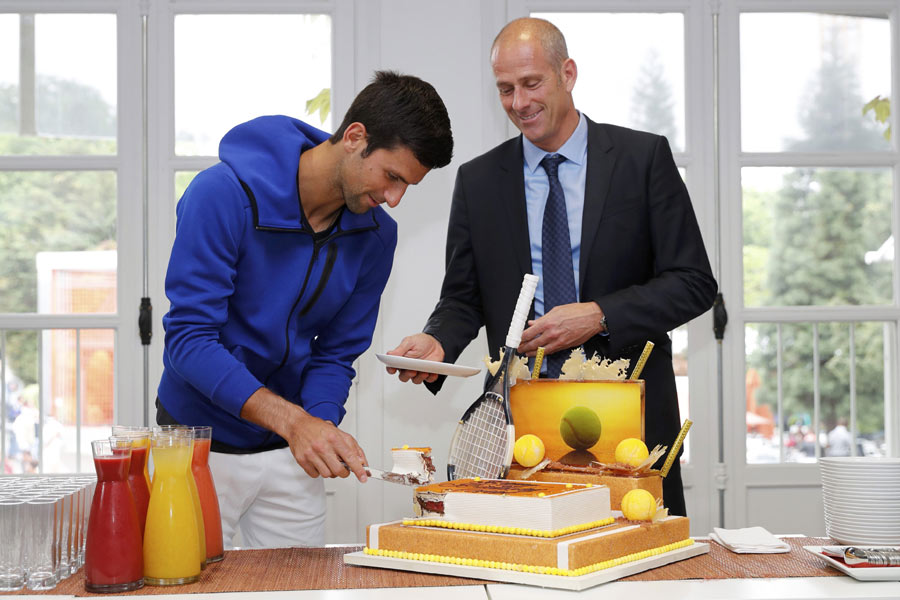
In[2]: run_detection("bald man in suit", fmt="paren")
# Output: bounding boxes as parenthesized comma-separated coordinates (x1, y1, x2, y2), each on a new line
(388, 17, 716, 516)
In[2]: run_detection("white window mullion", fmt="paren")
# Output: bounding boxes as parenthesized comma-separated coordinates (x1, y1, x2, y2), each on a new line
(75, 329, 82, 470)
(776, 323, 784, 462)
(1, 331, 5, 466)
(849, 322, 857, 456)
(813, 323, 821, 459)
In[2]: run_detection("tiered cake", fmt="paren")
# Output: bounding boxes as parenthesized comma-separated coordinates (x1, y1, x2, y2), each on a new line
(362, 478, 693, 576)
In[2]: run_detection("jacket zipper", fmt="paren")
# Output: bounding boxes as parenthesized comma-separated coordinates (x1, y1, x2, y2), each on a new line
(264, 241, 321, 386)
(300, 242, 338, 317)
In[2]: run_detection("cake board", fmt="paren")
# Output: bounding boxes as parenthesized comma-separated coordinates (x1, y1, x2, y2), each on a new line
(343, 540, 709, 592)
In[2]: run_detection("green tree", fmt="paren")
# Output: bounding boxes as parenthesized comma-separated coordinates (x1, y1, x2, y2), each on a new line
(748, 27, 891, 442)
(630, 49, 678, 147)
(0, 77, 116, 385)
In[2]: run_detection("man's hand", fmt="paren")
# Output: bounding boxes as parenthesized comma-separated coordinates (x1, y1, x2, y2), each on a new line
(518, 301, 606, 356)
(240, 387, 369, 481)
(385, 333, 445, 384)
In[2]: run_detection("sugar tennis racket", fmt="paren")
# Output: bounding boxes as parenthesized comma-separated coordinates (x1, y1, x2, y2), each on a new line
(447, 274, 538, 480)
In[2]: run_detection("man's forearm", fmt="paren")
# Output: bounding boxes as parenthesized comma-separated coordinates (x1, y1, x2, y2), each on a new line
(239, 386, 307, 440)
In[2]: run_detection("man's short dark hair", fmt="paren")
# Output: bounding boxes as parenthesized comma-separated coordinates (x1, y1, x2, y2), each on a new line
(330, 71, 453, 169)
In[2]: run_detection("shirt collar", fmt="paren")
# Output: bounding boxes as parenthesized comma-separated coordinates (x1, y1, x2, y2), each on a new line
(522, 111, 588, 174)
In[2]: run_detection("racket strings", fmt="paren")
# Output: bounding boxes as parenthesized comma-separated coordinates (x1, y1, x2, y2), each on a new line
(449, 397, 510, 479)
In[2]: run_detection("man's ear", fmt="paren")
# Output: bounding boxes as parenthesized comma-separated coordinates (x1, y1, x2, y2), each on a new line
(342, 122, 368, 153)
(562, 58, 577, 93)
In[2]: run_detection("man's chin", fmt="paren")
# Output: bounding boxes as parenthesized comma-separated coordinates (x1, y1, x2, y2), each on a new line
(346, 200, 370, 215)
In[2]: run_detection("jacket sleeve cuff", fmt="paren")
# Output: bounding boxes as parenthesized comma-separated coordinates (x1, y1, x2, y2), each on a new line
(304, 402, 344, 426)
(210, 367, 264, 419)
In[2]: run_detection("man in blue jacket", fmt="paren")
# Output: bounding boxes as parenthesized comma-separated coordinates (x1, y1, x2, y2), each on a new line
(157, 71, 453, 548)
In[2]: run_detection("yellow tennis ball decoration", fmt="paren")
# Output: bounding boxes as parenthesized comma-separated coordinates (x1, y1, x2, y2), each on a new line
(513, 434, 546, 467)
(615, 437, 649, 467)
(621, 489, 657, 521)
(559, 406, 602, 450)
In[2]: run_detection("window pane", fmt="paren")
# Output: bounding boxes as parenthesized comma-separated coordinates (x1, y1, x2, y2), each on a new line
(175, 14, 332, 156)
(0, 171, 117, 313)
(745, 322, 890, 464)
(175, 171, 200, 205)
(0, 14, 117, 155)
(42, 329, 115, 474)
(534, 13, 685, 151)
(741, 13, 890, 152)
(4, 330, 38, 473)
(742, 167, 892, 307)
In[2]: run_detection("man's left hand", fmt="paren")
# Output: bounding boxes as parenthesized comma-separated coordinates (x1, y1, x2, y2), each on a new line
(518, 301, 606, 356)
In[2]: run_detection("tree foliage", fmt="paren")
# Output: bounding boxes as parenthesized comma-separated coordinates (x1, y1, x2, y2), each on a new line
(0, 77, 116, 384)
(630, 49, 679, 147)
(747, 27, 892, 438)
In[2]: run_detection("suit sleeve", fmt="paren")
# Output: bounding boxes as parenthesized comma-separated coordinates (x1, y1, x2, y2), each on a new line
(423, 166, 485, 366)
(587, 135, 717, 354)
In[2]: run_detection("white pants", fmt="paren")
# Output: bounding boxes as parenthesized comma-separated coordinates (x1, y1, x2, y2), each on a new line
(208, 446, 325, 548)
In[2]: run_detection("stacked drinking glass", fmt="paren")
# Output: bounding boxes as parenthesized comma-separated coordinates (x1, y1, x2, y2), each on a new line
(0, 475, 96, 591)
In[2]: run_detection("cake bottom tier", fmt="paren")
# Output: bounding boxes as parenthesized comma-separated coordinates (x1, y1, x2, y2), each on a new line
(367, 516, 690, 572)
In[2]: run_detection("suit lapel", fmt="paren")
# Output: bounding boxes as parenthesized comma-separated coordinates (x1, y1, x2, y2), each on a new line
(580, 120, 616, 294)
(498, 136, 532, 277)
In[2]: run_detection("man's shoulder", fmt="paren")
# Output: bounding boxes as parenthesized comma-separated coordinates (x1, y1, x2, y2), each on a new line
(459, 136, 521, 174)
(585, 119, 663, 150)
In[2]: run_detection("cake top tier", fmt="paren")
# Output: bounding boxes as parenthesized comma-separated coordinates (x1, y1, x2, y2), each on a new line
(415, 478, 597, 498)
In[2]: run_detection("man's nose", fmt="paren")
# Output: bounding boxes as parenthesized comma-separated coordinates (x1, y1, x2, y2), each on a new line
(512, 87, 528, 112)
(384, 183, 407, 208)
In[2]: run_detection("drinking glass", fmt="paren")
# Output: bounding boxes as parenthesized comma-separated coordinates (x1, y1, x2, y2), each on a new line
(25, 496, 60, 590)
(0, 498, 26, 591)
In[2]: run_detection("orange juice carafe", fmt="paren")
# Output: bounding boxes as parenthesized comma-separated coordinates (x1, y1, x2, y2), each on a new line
(143, 431, 201, 585)
(189, 426, 224, 563)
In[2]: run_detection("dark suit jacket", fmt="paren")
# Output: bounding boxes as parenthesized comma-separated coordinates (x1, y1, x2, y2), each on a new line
(424, 117, 717, 514)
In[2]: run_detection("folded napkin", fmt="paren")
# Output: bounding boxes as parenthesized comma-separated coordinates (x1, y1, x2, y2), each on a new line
(710, 526, 791, 554)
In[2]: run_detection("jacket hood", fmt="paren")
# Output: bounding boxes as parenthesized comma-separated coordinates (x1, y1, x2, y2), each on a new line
(219, 115, 329, 230)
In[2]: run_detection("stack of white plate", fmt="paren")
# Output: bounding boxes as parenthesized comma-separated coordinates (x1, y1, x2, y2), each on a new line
(820, 456, 900, 546)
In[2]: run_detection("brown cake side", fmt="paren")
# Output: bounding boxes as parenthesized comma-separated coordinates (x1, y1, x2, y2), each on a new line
(366, 516, 690, 571)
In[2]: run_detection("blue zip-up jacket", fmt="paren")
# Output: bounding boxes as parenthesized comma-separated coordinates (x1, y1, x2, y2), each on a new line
(158, 116, 397, 449)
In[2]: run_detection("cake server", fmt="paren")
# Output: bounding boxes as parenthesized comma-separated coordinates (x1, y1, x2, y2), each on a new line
(343, 462, 427, 486)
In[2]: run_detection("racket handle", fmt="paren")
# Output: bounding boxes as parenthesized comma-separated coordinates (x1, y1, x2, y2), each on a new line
(505, 274, 539, 348)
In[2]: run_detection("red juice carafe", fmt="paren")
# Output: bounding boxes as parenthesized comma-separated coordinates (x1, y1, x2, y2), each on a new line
(84, 439, 144, 593)
(189, 426, 224, 562)
(111, 427, 151, 536)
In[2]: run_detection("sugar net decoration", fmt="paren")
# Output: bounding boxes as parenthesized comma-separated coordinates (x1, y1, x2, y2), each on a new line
(447, 392, 510, 479)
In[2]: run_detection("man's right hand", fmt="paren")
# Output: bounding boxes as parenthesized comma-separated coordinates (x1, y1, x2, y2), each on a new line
(240, 387, 369, 481)
(386, 333, 444, 384)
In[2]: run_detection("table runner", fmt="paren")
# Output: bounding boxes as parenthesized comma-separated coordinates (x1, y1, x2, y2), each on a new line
(14, 537, 840, 595)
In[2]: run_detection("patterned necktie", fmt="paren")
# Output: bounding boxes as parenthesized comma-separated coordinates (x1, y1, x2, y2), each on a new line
(540, 154, 578, 378)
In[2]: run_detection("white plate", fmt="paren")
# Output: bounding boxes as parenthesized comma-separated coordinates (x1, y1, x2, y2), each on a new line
(804, 546, 900, 581)
(376, 353, 481, 378)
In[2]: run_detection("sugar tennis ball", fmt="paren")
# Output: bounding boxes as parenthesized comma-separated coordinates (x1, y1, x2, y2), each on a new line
(559, 406, 602, 450)
(514, 434, 546, 467)
(621, 489, 657, 521)
(615, 438, 649, 467)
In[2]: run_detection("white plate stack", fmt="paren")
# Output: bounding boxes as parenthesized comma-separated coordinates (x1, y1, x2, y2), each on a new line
(820, 456, 900, 546)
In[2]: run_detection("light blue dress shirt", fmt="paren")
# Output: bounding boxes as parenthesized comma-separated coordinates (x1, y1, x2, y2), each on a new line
(522, 112, 588, 319)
